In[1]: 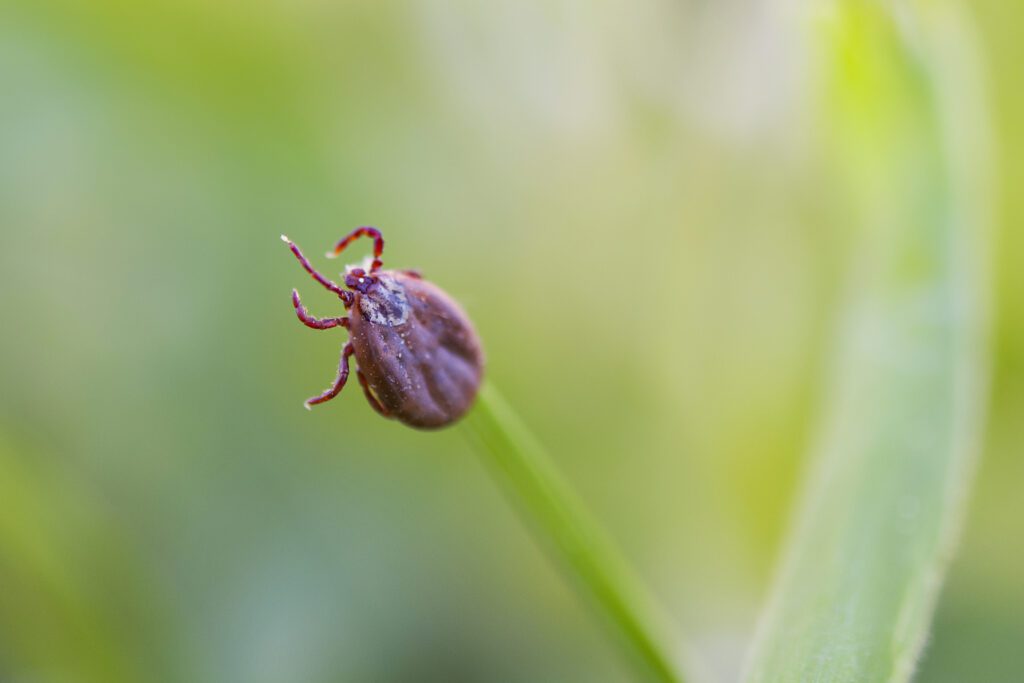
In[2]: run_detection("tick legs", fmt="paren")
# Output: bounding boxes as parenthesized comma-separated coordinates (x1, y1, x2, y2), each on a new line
(357, 367, 390, 417)
(291, 290, 349, 330)
(325, 227, 385, 273)
(281, 235, 354, 305)
(305, 342, 355, 409)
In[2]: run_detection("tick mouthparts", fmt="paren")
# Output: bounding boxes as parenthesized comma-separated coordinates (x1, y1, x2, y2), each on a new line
(280, 234, 291, 243)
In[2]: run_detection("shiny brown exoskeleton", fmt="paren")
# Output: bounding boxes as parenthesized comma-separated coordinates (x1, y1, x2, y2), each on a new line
(282, 227, 483, 429)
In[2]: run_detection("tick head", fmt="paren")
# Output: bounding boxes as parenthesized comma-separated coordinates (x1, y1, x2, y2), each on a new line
(344, 267, 378, 294)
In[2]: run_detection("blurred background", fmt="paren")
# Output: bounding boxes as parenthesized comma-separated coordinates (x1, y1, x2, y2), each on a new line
(0, 1, 1020, 681)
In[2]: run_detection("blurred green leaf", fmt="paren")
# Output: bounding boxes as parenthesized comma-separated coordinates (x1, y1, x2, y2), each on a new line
(0, 437, 138, 683)
(741, 2, 992, 682)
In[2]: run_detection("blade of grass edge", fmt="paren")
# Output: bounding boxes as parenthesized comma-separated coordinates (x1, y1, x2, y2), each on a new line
(463, 381, 705, 683)
(741, 2, 993, 682)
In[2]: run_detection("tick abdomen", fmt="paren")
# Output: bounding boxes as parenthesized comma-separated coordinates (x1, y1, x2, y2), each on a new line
(350, 271, 483, 429)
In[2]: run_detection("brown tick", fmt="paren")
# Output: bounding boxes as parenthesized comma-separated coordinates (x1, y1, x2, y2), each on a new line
(281, 227, 484, 429)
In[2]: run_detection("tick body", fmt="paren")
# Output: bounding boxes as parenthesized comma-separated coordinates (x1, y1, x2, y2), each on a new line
(282, 228, 483, 429)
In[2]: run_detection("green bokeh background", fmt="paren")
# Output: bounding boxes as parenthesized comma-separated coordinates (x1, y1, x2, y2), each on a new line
(0, 1, 1020, 681)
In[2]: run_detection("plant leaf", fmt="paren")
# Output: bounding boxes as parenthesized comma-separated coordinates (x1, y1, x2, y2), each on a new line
(741, 2, 993, 682)
(464, 382, 703, 683)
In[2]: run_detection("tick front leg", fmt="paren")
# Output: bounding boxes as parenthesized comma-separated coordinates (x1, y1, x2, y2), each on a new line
(281, 235, 354, 306)
(292, 290, 349, 330)
(357, 367, 391, 418)
(325, 227, 385, 273)
(305, 342, 354, 409)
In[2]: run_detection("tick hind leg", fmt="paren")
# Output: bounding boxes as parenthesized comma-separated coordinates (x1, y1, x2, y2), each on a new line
(357, 367, 391, 418)
(305, 342, 354, 409)
(291, 290, 349, 330)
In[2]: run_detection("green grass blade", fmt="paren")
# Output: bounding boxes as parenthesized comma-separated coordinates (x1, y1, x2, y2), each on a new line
(741, 2, 993, 682)
(464, 381, 700, 683)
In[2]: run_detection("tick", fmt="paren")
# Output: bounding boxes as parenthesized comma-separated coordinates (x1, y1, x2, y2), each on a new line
(281, 227, 484, 429)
